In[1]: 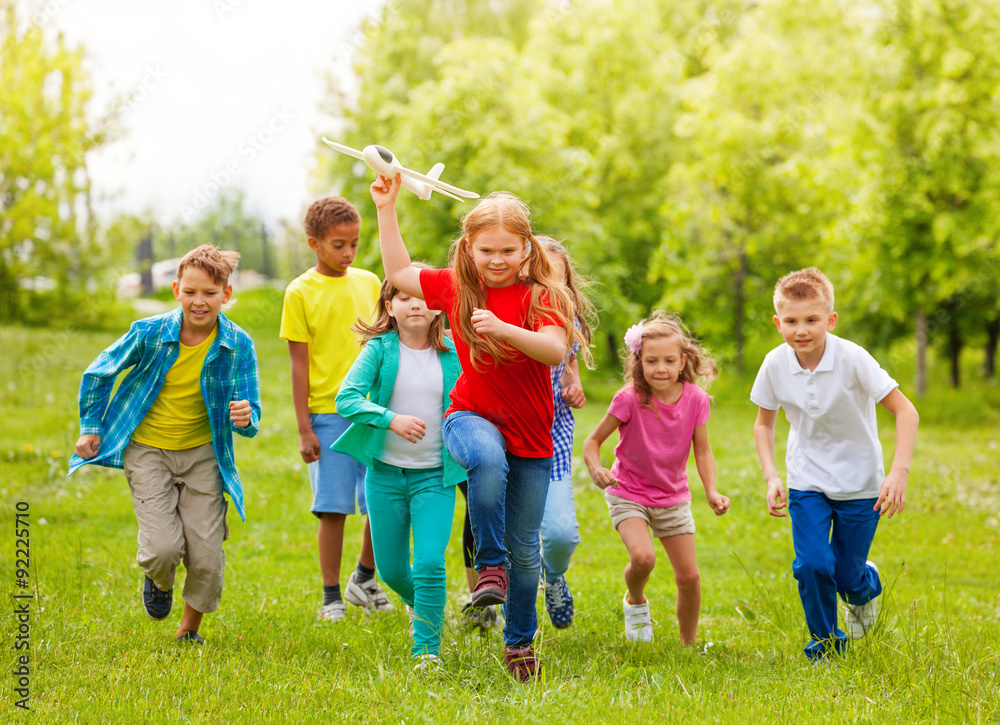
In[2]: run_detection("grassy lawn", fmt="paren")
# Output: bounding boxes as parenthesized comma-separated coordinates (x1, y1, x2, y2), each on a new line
(3, 294, 999, 723)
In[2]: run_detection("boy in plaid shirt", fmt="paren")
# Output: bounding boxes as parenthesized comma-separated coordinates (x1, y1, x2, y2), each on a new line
(69, 245, 260, 644)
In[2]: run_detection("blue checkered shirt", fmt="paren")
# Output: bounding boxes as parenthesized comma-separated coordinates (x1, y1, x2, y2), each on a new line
(68, 308, 261, 521)
(550, 341, 581, 482)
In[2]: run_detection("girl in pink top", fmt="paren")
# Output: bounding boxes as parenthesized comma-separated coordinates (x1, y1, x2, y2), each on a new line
(584, 312, 730, 645)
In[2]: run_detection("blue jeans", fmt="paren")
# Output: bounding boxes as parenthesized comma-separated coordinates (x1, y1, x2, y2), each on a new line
(540, 472, 580, 583)
(365, 461, 456, 658)
(443, 411, 552, 648)
(788, 490, 882, 659)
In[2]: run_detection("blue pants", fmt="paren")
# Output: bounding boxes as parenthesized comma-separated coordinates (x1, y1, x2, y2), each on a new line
(443, 411, 552, 648)
(788, 490, 882, 658)
(540, 472, 580, 584)
(365, 461, 456, 658)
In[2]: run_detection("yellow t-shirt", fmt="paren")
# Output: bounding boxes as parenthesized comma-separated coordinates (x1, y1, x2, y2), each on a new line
(279, 266, 381, 414)
(131, 327, 217, 450)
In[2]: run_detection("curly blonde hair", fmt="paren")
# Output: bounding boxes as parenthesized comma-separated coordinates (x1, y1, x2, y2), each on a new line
(624, 312, 718, 412)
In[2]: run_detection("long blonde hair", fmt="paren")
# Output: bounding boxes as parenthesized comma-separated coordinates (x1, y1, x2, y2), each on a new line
(625, 312, 718, 412)
(537, 236, 596, 347)
(448, 193, 591, 371)
(352, 262, 448, 351)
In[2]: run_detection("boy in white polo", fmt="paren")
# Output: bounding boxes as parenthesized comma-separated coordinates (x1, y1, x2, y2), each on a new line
(751, 267, 918, 660)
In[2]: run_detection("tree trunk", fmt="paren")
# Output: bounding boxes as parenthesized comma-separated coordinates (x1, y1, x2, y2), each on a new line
(607, 331, 619, 370)
(915, 308, 928, 398)
(733, 251, 748, 374)
(985, 317, 999, 380)
(948, 316, 962, 388)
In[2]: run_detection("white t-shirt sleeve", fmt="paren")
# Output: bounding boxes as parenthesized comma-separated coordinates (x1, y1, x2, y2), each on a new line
(750, 354, 781, 410)
(853, 347, 898, 403)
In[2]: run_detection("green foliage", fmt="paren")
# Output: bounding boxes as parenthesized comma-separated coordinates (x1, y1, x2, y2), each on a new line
(315, 0, 1000, 387)
(0, 1, 119, 323)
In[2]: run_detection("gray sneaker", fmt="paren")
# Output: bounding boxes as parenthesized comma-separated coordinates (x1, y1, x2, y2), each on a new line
(318, 600, 346, 622)
(344, 572, 394, 614)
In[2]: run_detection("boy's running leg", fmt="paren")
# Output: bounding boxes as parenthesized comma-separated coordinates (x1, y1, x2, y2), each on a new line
(659, 533, 700, 644)
(123, 442, 185, 619)
(788, 491, 844, 658)
(318, 513, 347, 588)
(408, 468, 456, 658)
(831, 499, 881, 638)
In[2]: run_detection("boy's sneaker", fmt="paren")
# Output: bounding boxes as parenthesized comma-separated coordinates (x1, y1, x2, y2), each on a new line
(503, 645, 540, 683)
(318, 600, 346, 622)
(177, 630, 205, 645)
(141, 576, 172, 621)
(845, 561, 880, 639)
(413, 654, 442, 672)
(623, 592, 653, 642)
(544, 576, 575, 629)
(344, 572, 395, 614)
(461, 601, 498, 630)
(470, 566, 507, 607)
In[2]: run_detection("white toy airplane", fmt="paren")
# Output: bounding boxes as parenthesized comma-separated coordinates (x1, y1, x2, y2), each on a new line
(321, 138, 479, 202)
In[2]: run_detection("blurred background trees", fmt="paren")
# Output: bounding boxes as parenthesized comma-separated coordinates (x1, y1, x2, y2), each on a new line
(4, 0, 999, 391)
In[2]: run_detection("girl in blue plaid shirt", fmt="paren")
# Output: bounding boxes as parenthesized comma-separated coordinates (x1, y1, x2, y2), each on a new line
(69, 245, 261, 644)
(536, 237, 596, 629)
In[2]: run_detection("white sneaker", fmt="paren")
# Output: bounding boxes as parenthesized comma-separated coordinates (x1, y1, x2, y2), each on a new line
(344, 572, 395, 614)
(844, 561, 879, 639)
(413, 654, 442, 672)
(318, 600, 346, 622)
(623, 592, 654, 642)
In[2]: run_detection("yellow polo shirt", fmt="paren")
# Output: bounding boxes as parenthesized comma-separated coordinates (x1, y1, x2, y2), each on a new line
(131, 327, 216, 450)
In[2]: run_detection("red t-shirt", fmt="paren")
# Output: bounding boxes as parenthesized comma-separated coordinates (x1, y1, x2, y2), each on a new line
(420, 268, 561, 458)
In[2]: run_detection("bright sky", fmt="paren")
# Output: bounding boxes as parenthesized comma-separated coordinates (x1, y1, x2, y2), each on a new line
(28, 0, 385, 227)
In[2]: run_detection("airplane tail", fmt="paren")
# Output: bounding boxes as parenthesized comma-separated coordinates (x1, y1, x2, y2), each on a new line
(424, 163, 463, 201)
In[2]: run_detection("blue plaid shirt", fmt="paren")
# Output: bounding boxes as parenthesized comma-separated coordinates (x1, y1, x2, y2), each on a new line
(550, 340, 581, 482)
(68, 308, 261, 521)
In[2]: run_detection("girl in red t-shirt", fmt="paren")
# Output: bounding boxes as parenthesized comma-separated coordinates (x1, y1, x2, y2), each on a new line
(370, 173, 588, 681)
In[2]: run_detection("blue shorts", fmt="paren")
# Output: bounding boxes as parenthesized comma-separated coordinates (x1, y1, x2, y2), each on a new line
(308, 413, 367, 516)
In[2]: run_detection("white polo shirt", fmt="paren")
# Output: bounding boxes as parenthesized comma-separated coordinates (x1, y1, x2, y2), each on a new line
(750, 334, 898, 500)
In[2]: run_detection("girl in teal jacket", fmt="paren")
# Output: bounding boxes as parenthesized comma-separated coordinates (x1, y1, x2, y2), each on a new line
(334, 266, 464, 668)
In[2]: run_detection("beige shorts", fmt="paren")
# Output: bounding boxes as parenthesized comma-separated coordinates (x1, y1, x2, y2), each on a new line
(605, 491, 696, 539)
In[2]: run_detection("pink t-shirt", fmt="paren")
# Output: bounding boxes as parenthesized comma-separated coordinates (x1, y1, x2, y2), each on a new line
(607, 382, 711, 508)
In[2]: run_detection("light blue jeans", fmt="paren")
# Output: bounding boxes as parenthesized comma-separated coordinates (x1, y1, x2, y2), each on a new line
(442, 410, 552, 648)
(540, 472, 580, 584)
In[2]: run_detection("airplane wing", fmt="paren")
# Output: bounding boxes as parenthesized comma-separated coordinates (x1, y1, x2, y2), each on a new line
(321, 138, 364, 161)
(398, 167, 479, 199)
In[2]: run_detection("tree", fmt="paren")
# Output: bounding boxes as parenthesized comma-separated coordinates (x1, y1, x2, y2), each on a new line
(0, 2, 117, 325)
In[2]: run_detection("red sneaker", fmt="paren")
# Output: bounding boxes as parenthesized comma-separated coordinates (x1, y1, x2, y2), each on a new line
(471, 565, 507, 606)
(503, 646, 540, 682)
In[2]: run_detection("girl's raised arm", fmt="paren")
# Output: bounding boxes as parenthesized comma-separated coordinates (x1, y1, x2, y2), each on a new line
(371, 174, 424, 298)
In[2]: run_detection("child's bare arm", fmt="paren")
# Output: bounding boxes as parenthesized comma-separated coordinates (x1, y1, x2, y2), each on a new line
(372, 173, 423, 297)
(470, 311, 565, 366)
(560, 356, 586, 408)
(693, 424, 729, 515)
(754, 407, 786, 517)
(584, 413, 623, 489)
(875, 387, 919, 518)
(288, 341, 320, 463)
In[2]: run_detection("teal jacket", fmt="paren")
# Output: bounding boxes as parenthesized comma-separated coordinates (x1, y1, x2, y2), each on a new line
(332, 331, 466, 487)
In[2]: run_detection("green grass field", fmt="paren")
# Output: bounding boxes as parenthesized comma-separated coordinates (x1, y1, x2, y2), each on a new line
(3, 294, 999, 723)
